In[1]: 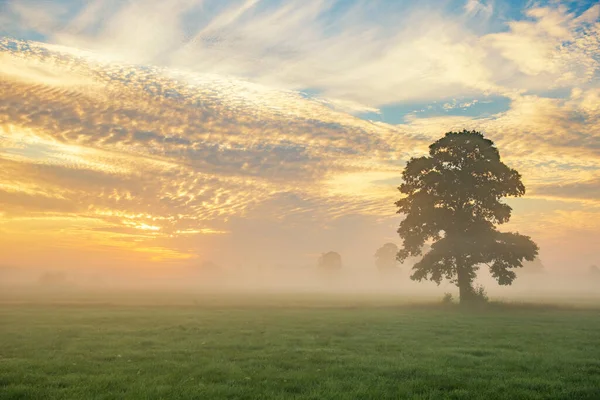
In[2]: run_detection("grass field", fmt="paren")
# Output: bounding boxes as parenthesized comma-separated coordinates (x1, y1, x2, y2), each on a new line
(1, 294, 600, 399)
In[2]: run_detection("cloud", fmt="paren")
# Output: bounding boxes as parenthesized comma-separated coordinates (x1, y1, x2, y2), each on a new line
(533, 178, 600, 202)
(0, 38, 416, 265)
(5, 1, 597, 108)
(485, 5, 600, 90)
(464, 0, 494, 19)
(1, 2, 599, 270)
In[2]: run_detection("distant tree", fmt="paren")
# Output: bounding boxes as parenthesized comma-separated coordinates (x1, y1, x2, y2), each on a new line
(521, 257, 545, 274)
(318, 251, 342, 271)
(396, 130, 539, 303)
(375, 243, 399, 272)
(590, 265, 600, 276)
(196, 260, 224, 280)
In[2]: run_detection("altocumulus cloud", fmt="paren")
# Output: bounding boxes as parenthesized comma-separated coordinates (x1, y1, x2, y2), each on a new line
(0, 38, 420, 266)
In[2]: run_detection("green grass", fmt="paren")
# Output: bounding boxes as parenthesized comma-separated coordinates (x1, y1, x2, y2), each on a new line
(1, 297, 599, 399)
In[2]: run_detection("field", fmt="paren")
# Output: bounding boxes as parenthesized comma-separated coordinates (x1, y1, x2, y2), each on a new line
(1, 293, 600, 399)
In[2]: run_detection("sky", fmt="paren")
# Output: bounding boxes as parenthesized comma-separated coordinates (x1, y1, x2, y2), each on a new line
(0, 0, 599, 275)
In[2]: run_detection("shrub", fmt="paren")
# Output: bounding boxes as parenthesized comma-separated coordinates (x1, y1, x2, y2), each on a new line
(442, 292, 454, 304)
(472, 285, 489, 303)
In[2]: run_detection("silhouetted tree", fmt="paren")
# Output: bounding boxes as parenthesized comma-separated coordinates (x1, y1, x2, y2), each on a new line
(590, 265, 600, 276)
(396, 130, 538, 303)
(375, 243, 399, 272)
(318, 251, 342, 271)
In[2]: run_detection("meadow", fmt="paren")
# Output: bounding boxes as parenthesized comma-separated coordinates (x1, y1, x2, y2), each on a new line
(1, 292, 600, 399)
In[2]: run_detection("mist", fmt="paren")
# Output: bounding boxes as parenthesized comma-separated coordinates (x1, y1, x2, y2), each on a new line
(3, 258, 599, 308)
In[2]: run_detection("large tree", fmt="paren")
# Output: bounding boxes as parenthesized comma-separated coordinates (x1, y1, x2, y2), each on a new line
(396, 130, 538, 303)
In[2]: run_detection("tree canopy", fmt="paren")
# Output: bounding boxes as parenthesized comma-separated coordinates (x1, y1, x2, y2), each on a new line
(396, 130, 538, 302)
(318, 251, 342, 271)
(375, 243, 399, 272)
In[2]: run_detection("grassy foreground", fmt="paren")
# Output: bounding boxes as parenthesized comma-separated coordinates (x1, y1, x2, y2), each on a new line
(1, 298, 599, 399)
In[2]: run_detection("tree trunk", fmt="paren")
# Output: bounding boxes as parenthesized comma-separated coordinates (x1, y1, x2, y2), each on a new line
(456, 265, 473, 304)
